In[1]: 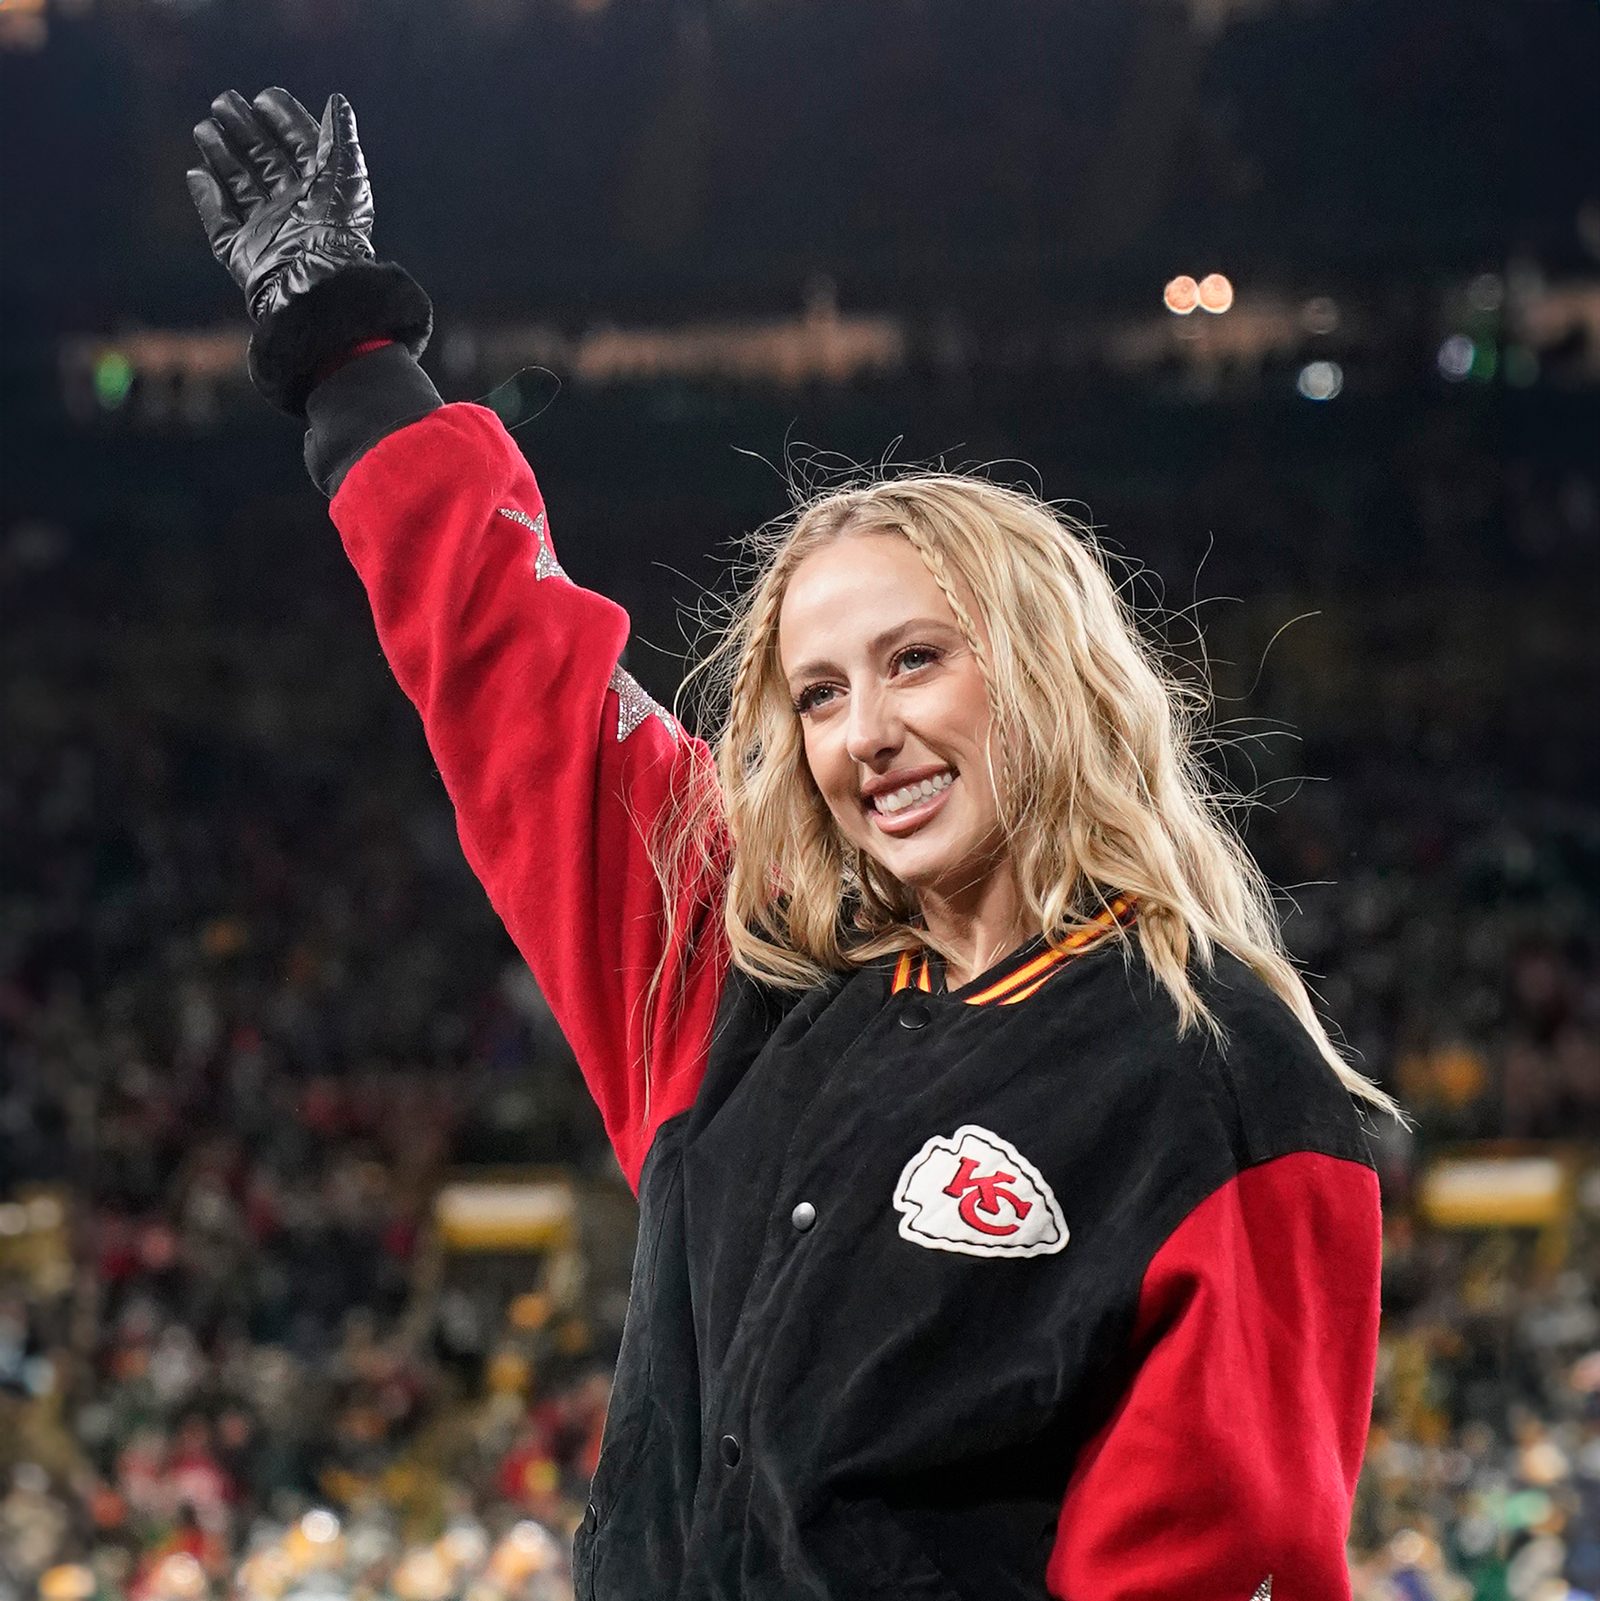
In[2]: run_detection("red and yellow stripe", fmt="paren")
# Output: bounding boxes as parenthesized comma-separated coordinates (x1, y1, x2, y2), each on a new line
(891, 894, 1137, 1005)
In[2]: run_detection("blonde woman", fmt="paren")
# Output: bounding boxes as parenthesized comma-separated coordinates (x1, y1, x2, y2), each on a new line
(190, 87, 1407, 1600)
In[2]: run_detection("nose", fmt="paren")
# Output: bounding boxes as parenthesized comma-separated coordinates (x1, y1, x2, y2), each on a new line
(844, 679, 902, 767)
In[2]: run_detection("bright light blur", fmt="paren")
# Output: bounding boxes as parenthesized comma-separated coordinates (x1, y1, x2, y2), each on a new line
(508, 1521, 560, 1558)
(38, 1568, 95, 1601)
(302, 1509, 342, 1544)
(439, 1523, 490, 1569)
(1438, 334, 1476, 380)
(393, 1548, 452, 1601)
(1162, 274, 1200, 314)
(92, 349, 133, 409)
(1197, 272, 1234, 313)
(1297, 359, 1343, 401)
(489, 1520, 563, 1580)
(154, 1552, 206, 1598)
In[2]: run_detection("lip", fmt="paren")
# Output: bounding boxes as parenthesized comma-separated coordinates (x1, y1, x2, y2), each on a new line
(866, 773, 957, 836)
(861, 763, 956, 802)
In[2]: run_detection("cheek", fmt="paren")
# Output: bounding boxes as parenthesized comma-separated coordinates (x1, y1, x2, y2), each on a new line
(961, 676, 996, 741)
(947, 687, 1001, 817)
(802, 729, 853, 814)
(935, 678, 994, 763)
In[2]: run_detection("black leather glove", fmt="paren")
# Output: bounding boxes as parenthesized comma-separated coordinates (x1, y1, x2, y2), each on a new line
(186, 88, 433, 419)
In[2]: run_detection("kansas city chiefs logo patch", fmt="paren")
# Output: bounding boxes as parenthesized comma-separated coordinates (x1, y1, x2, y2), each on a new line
(893, 1125, 1069, 1258)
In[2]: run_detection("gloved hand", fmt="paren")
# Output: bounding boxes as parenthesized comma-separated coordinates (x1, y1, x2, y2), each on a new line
(186, 88, 432, 419)
(188, 87, 376, 322)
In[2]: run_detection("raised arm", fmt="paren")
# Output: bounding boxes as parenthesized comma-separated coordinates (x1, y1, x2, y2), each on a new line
(324, 374, 730, 1189)
(186, 87, 731, 1191)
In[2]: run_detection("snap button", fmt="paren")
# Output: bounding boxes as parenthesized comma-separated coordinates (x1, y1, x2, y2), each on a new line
(719, 1433, 742, 1468)
(582, 1501, 598, 1533)
(791, 1201, 816, 1232)
(899, 1001, 930, 1029)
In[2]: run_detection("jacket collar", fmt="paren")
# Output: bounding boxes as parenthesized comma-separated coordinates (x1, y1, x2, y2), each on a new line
(889, 894, 1137, 1006)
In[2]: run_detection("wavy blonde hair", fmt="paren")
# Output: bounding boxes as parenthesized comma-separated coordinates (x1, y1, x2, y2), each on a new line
(647, 470, 1409, 1130)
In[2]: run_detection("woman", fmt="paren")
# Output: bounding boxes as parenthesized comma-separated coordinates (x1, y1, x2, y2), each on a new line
(188, 87, 1408, 1599)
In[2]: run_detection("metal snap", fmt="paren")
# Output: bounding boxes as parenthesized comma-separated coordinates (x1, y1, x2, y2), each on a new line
(719, 1433, 742, 1468)
(899, 1001, 930, 1029)
(791, 1201, 816, 1232)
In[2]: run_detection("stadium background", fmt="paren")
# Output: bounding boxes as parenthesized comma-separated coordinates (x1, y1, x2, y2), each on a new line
(2, 0, 1599, 1595)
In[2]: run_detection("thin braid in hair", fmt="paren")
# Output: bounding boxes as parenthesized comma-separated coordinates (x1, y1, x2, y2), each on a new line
(722, 557, 803, 918)
(895, 523, 1018, 823)
(729, 570, 788, 761)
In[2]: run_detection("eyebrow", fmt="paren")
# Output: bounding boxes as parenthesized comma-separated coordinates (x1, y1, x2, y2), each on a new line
(784, 616, 957, 685)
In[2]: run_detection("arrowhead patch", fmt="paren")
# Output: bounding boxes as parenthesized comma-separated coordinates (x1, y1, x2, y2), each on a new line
(893, 1125, 1068, 1259)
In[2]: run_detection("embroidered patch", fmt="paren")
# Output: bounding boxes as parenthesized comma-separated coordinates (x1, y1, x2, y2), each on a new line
(893, 1125, 1068, 1258)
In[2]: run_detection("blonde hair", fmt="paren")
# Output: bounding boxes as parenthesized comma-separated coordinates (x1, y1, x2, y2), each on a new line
(646, 470, 1410, 1131)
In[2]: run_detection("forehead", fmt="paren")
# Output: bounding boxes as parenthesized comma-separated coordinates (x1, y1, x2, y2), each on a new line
(777, 533, 952, 662)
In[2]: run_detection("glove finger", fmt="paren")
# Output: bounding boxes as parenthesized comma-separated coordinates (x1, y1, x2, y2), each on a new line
(193, 113, 264, 209)
(185, 162, 240, 251)
(252, 86, 320, 173)
(210, 89, 298, 196)
(313, 92, 365, 177)
(311, 93, 375, 231)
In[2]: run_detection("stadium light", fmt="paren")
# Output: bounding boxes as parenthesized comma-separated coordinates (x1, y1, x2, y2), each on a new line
(1296, 360, 1343, 401)
(1437, 335, 1475, 381)
(1197, 272, 1234, 313)
(1163, 275, 1200, 315)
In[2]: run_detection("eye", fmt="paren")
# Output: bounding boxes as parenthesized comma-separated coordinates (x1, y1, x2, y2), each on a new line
(791, 645, 942, 718)
(896, 640, 941, 672)
(792, 682, 837, 716)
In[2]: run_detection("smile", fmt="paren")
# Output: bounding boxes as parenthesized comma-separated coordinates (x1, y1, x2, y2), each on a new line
(866, 770, 957, 835)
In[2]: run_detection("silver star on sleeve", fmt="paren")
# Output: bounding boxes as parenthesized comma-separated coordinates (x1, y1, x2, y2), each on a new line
(491, 506, 671, 744)
(496, 506, 565, 581)
(609, 664, 679, 744)
(1249, 1579, 1272, 1601)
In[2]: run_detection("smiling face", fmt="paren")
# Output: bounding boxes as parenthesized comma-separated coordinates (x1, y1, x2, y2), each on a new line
(777, 530, 1010, 907)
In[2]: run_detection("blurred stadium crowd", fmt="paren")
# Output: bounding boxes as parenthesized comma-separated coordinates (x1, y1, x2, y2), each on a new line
(3, 384, 1596, 1598)
(5, 0, 1600, 1597)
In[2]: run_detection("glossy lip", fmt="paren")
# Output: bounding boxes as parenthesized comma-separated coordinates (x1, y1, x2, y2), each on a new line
(867, 774, 957, 836)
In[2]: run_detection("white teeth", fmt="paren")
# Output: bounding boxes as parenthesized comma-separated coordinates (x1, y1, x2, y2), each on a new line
(874, 770, 955, 814)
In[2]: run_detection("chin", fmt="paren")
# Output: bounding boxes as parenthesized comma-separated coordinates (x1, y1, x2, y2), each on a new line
(859, 840, 968, 892)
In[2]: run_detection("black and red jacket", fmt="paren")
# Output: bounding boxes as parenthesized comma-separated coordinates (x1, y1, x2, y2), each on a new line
(305, 344, 1384, 1600)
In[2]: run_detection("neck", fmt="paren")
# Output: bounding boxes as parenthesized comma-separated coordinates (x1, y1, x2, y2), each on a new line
(917, 864, 1034, 991)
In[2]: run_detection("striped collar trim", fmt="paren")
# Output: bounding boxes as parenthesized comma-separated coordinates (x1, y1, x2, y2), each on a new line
(890, 895, 1137, 1005)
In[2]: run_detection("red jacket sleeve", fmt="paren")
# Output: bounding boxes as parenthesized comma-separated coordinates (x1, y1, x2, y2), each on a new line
(329, 401, 731, 1192)
(1047, 1151, 1382, 1600)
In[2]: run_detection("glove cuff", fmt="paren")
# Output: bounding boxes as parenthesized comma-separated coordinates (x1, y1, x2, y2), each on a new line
(303, 342, 445, 500)
(248, 260, 433, 420)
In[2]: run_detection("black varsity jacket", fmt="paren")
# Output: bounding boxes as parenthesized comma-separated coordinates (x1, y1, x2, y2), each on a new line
(304, 344, 1385, 1600)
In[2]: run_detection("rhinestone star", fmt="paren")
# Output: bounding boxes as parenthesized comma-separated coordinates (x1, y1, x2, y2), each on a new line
(497, 505, 565, 581)
(1249, 1579, 1272, 1601)
(609, 664, 678, 744)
